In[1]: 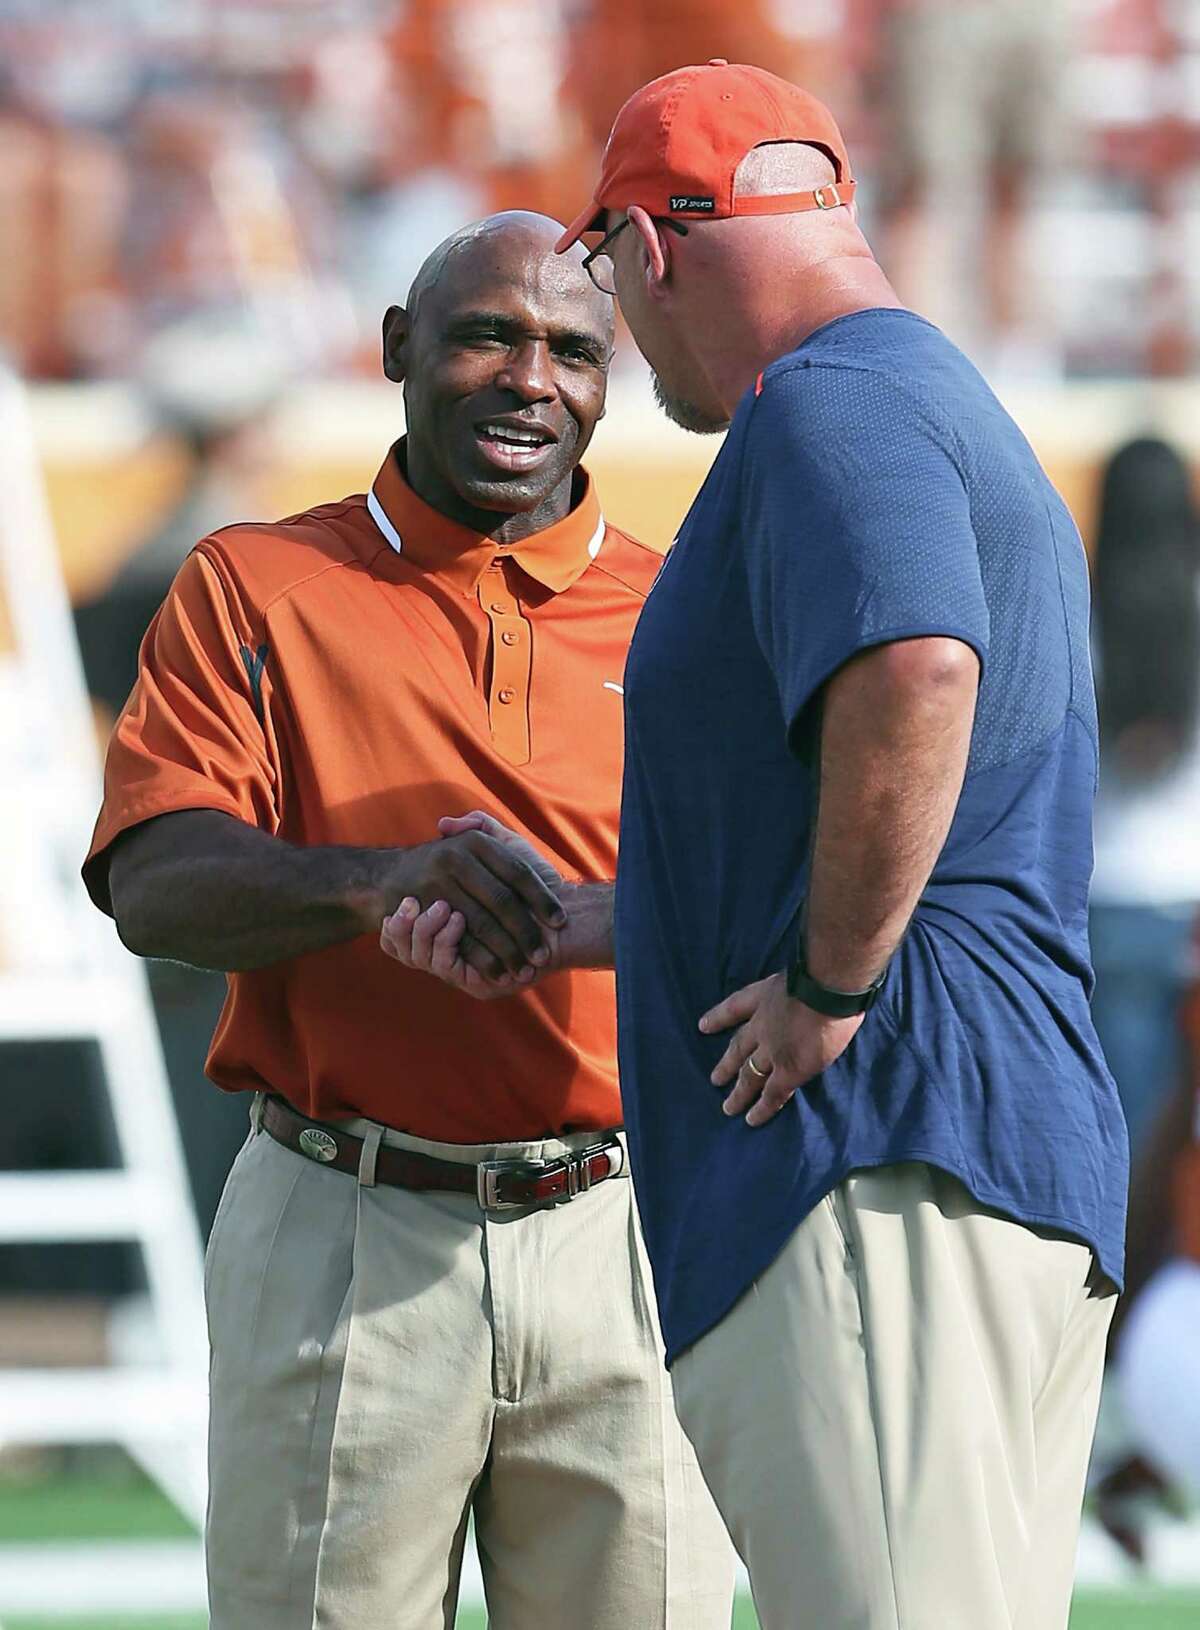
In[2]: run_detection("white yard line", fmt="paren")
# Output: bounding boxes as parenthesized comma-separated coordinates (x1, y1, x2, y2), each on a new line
(0, 1542, 206, 1615)
(0, 1520, 1198, 1617)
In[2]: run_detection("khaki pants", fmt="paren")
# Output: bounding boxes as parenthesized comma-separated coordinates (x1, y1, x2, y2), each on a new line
(205, 1104, 735, 1630)
(672, 1164, 1114, 1630)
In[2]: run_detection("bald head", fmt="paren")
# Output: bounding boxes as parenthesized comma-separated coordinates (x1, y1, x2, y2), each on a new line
(382, 210, 615, 538)
(733, 139, 838, 199)
(407, 211, 613, 343)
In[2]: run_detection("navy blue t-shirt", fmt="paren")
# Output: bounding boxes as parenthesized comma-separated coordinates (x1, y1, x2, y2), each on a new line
(616, 309, 1129, 1366)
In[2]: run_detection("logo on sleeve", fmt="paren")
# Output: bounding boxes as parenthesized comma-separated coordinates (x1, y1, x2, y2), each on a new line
(670, 195, 714, 212)
(240, 643, 269, 725)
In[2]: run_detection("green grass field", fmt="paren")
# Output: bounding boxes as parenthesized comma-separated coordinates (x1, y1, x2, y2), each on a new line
(2, 1469, 1199, 1628)
(0, 1475, 194, 1544)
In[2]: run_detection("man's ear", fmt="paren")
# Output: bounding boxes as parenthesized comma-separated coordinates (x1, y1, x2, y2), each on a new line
(626, 206, 670, 296)
(382, 305, 410, 382)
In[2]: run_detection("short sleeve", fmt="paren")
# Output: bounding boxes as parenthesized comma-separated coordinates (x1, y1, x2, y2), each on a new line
(742, 365, 989, 752)
(82, 544, 281, 914)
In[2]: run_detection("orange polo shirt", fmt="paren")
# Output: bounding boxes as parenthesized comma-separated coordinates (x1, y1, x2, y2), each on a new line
(84, 441, 661, 1141)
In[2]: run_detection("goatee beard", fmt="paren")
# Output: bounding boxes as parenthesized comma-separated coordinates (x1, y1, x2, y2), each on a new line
(652, 373, 728, 435)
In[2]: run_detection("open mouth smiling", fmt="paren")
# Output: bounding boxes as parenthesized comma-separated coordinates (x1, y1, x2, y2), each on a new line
(473, 418, 562, 471)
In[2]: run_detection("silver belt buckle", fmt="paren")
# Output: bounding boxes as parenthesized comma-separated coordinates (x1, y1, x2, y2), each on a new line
(475, 1142, 618, 1211)
(565, 1147, 601, 1197)
(476, 1157, 549, 1212)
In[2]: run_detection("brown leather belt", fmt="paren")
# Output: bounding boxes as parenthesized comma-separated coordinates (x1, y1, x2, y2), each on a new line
(261, 1096, 623, 1211)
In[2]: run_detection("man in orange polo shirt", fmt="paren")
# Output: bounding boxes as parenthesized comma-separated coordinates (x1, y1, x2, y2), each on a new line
(83, 212, 733, 1630)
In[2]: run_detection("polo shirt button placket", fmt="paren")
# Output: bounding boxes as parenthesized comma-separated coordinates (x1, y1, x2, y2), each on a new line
(478, 562, 532, 765)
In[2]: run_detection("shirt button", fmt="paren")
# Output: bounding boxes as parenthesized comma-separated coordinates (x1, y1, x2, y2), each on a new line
(497, 687, 516, 704)
(501, 631, 519, 646)
(490, 602, 508, 614)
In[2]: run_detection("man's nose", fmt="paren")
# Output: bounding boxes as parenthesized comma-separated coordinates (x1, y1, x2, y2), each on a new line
(495, 339, 556, 402)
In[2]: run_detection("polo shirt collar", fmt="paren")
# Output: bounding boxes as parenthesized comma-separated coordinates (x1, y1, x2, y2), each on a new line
(368, 440, 605, 596)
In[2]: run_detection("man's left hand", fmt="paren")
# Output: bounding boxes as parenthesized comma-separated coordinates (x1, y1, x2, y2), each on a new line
(381, 896, 540, 998)
(380, 811, 564, 998)
(699, 974, 864, 1127)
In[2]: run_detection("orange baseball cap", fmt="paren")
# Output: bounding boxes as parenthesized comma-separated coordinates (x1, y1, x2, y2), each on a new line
(556, 59, 855, 253)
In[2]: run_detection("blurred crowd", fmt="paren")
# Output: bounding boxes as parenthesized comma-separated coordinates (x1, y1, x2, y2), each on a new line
(2, 0, 1200, 393)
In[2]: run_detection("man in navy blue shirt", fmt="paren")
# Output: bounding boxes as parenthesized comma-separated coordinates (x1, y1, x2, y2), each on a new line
(392, 59, 1128, 1630)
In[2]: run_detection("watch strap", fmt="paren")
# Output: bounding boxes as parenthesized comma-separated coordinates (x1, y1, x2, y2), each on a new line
(786, 943, 885, 1018)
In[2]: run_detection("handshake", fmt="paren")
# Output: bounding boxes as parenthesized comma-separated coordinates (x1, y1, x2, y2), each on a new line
(378, 811, 612, 1001)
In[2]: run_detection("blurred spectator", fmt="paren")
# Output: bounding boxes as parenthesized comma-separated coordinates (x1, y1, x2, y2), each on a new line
(568, 0, 837, 154)
(124, 91, 352, 375)
(1067, 437, 1200, 1566)
(870, 0, 1071, 371)
(0, 100, 131, 379)
(1110, 963, 1200, 1505)
(1089, 438, 1200, 1156)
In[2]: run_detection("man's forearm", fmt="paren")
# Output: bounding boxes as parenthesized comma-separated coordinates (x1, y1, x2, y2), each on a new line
(556, 882, 615, 970)
(803, 638, 979, 991)
(109, 811, 408, 972)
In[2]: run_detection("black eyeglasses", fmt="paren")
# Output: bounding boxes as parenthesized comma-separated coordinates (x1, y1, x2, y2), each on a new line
(582, 217, 690, 295)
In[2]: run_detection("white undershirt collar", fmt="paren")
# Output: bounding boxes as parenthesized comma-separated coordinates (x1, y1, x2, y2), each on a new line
(367, 488, 403, 554)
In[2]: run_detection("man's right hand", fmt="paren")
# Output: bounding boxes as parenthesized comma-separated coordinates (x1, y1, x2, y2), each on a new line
(102, 808, 566, 978)
(389, 828, 566, 982)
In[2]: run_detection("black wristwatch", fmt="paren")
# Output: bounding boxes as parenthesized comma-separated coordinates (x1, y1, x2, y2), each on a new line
(785, 937, 887, 1018)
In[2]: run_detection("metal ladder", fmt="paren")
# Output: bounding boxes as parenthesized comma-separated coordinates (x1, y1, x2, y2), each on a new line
(0, 365, 208, 1584)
